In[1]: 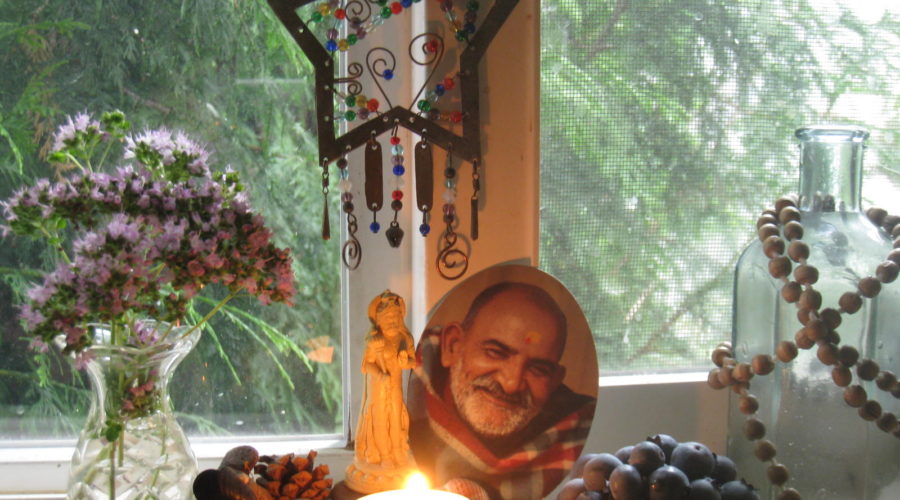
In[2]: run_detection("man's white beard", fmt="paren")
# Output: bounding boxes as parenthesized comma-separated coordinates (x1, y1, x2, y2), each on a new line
(449, 356, 540, 438)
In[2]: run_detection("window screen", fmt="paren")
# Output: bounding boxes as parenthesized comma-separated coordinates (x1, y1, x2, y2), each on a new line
(539, 1, 900, 374)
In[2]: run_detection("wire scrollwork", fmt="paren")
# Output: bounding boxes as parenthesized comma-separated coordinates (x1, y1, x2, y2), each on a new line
(366, 47, 397, 109)
(342, 212, 362, 270)
(334, 62, 364, 97)
(408, 33, 445, 111)
(436, 226, 468, 280)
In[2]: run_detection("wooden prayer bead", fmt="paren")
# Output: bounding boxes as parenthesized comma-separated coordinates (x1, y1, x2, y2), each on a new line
(753, 439, 776, 460)
(779, 206, 801, 224)
(717, 366, 735, 386)
(733, 362, 754, 382)
(787, 240, 810, 262)
(803, 320, 828, 342)
(876, 370, 897, 391)
(889, 248, 900, 265)
(757, 214, 778, 229)
(707, 368, 726, 390)
(775, 196, 797, 213)
(837, 345, 859, 367)
(893, 225, 900, 239)
(781, 281, 802, 303)
(876, 260, 899, 283)
(832, 365, 852, 387)
(711, 346, 732, 367)
(826, 330, 841, 345)
(883, 215, 900, 233)
(857, 359, 880, 381)
(777, 488, 802, 500)
(751, 354, 775, 376)
(858, 400, 882, 421)
(796, 307, 814, 326)
(739, 394, 759, 414)
(793, 264, 818, 284)
(858, 276, 881, 298)
(816, 343, 839, 366)
(843, 385, 867, 408)
(768, 256, 792, 279)
(783, 220, 804, 240)
(767, 464, 789, 486)
(763, 235, 786, 258)
(894, 236, 900, 249)
(820, 308, 842, 329)
(731, 381, 750, 395)
(839, 292, 863, 314)
(866, 207, 888, 226)
(776, 340, 798, 362)
(744, 418, 766, 440)
(798, 288, 822, 310)
(758, 223, 779, 242)
(794, 329, 815, 350)
(877, 413, 898, 433)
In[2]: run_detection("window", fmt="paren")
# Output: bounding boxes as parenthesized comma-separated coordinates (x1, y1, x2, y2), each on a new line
(0, 0, 342, 447)
(539, 0, 900, 374)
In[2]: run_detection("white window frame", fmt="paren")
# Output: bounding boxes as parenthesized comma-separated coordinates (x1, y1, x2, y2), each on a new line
(0, 2, 728, 497)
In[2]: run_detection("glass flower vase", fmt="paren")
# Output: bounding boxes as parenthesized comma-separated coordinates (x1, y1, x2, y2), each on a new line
(67, 322, 200, 500)
(729, 126, 900, 499)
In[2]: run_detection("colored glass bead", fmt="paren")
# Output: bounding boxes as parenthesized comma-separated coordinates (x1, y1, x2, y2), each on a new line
(345, 110, 356, 121)
(401, 0, 413, 7)
(345, 95, 357, 107)
(357, 108, 370, 120)
(326, 39, 338, 51)
(440, 112, 451, 121)
(370, 221, 381, 233)
(419, 223, 430, 236)
(428, 109, 441, 121)
(467, 0, 479, 10)
(391, 155, 404, 164)
(356, 27, 367, 39)
(381, 6, 392, 18)
(417, 100, 432, 112)
(383, 69, 394, 80)
(390, 136, 401, 145)
(450, 111, 463, 123)
(391, 2, 403, 14)
(310, 11, 323, 22)
(326, 28, 339, 40)
(393, 165, 405, 176)
(339, 178, 352, 192)
(347, 33, 358, 45)
(465, 22, 476, 33)
(337, 157, 349, 169)
(391, 199, 403, 211)
(425, 40, 440, 53)
(444, 167, 456, 178)
(435, 84, 445, 96)
(349, 16, 363, 28)
(343, 201, 354, 212)
(372, 15, 385, 26)
(340, 168, 350, 179)
(329, 0, 340, 8)
(338, 39, 350, 51)
(465, 10, 477, 23)
(455, 30, 468, 41)
(391, 144, 404, 155)
(356, 95, 368, 107)
(442, 202, 455, 215)
(334, 8, 346, 19)
(367, 98, 379, 111)
(440, 0, 452, 13)
(443, 77, 455, 90)
(318, 3, 331, 15)
(392, 190, 403, 201)
(445, 178, 456, 189)
(341, 191, 353, 202)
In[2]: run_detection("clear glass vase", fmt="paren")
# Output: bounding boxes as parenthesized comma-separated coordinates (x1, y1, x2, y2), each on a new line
(729, 126, 900, 499)
(67, 322, 200, 500)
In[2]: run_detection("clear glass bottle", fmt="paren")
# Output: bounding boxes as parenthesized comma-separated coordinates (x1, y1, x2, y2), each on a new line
(729, 126, 899, 499)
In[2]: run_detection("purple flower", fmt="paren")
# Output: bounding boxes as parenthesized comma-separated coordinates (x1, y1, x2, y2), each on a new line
(26, 284, 56, 306)
(29, 338, 49, 353)
(20, 304, 46, 330)
(51, 112, 101, 152)
(73, 351, 95, 371)
(107, 214, 140, 243)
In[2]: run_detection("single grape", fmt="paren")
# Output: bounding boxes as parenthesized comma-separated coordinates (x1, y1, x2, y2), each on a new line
(609, 464, 643, 500)
(582, 453, 623, 492)
(629, 441, 666, 477)
(648, 465, 690, 500)
(648, 434, 679, 463)
(686, 478, 721, 500)
(614, 445, 635, 464)
(670, 442, 716, 481)
(572, 453, 603, 478)
(557, 478, 587, 500)
(710, 455, 736, 485)
(720, 479, 759, 500)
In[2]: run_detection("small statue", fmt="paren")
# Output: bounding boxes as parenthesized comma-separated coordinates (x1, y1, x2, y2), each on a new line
(344, 290, 418, 494)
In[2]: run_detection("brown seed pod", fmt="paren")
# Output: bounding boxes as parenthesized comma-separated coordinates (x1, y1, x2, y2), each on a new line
(843, 385, 867, 408)
(876, 370, 897, 391)
(763, 235, 786, 258)
(751, 354, 775, 376)
(733, 363, 754, 382)
(819, 308, 842, 330)
(781, 281, 803, 303)
(838, 345, 859, 367)
(832, 365, 852, 387)
(787, 240, 810, 262)
(757, 214, 778, 229)
(711, 346, 733, 367)
(859, 400, 883, 421)
(876, 261, 899, 284)
(803, 319, 828, 342)
(858, 277, 882, 298)
(776, 340, 799, 363)
(794, 328, 815, 350)
(753, 439, 777, 461)
(767, 464, 790, 486)
(866, 207, 888, 226)
(793, 264, 819, 285)
(779, 206, 801, 224)
(777, 488, 802, 500)
(877, 412, 898, 433)
(758, 223, 780, 242)
(739, 394, 760, 415)
(783, 220, 804, 241)
(768, 256, 792, 279)
(857, 359, 880, 381)
(744, 417, 766, 440)
(839, 292, 863, 314)
(798, 288, 822, 310)
(817, 343, 839, 366)
(707, 368, 726, 390)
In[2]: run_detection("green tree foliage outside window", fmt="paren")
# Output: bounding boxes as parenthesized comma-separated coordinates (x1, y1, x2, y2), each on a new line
(540, 0, 900, 374)
(0, 0, 342, 438)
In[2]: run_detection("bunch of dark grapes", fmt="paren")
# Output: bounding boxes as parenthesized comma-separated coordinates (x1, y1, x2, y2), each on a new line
(558, 435, 759, 500)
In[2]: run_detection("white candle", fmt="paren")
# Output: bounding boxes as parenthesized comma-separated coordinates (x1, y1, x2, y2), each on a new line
(358, 473, 467, 500)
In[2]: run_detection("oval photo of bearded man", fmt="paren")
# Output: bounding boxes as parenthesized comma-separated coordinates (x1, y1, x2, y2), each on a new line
(408, 264, 598, 500)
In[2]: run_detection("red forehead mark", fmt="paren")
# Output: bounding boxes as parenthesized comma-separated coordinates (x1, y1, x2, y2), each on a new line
(524, 331, 542, 344)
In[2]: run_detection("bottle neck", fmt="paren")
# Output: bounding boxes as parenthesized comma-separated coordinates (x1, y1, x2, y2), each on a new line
(795, 126, 868, 213)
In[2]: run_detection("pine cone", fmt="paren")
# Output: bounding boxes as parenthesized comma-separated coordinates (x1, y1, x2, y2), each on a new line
(254, 450, 333, 500)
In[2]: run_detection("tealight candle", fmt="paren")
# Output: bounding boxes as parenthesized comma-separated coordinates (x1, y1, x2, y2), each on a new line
(359, 473, 466, 500)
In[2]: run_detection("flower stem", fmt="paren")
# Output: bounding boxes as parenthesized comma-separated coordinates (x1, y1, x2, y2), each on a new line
(174, 290, 239, 341)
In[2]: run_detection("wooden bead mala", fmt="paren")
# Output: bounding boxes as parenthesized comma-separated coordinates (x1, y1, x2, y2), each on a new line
(708, 194, 900, 500)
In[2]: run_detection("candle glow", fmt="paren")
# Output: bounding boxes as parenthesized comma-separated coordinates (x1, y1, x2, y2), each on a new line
(357, 472, 466, 500)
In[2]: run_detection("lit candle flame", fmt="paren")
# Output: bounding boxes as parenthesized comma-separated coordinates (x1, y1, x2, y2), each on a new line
(404, 472, 430, 491)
